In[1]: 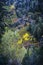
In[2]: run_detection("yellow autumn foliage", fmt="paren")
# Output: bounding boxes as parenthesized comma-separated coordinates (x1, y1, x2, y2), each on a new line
(17, 39, 23, 45)
(17, 32, 36, 45)
(23, 33, 29, 38)
(24, 37, 29, 41)
(23, 33, 30, 41)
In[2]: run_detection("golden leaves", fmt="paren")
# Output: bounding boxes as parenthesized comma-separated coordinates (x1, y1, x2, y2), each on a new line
(17, 39, 23, 45)
(17, 32, 36, 45)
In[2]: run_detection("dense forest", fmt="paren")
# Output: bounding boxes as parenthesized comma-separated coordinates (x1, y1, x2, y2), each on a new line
(0, 0, 43, 65)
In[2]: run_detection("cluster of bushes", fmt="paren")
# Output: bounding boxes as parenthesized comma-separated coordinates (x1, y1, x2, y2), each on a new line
(0, 0, 43, 65)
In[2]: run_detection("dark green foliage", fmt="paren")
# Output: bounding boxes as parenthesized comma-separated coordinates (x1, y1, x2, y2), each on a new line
(0, 1, 6, 43)
(22, 46, 39, 65)
(38, 0, 43, 13)
(0, 54, 8, 65)
(27, 15, 43, 41)
(14, 0, 38, 18)
(37, 46, 43, 65)
(38, 37, 43, 65)
(39, 46, 43, 65)
(22, 48, 30, 65)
